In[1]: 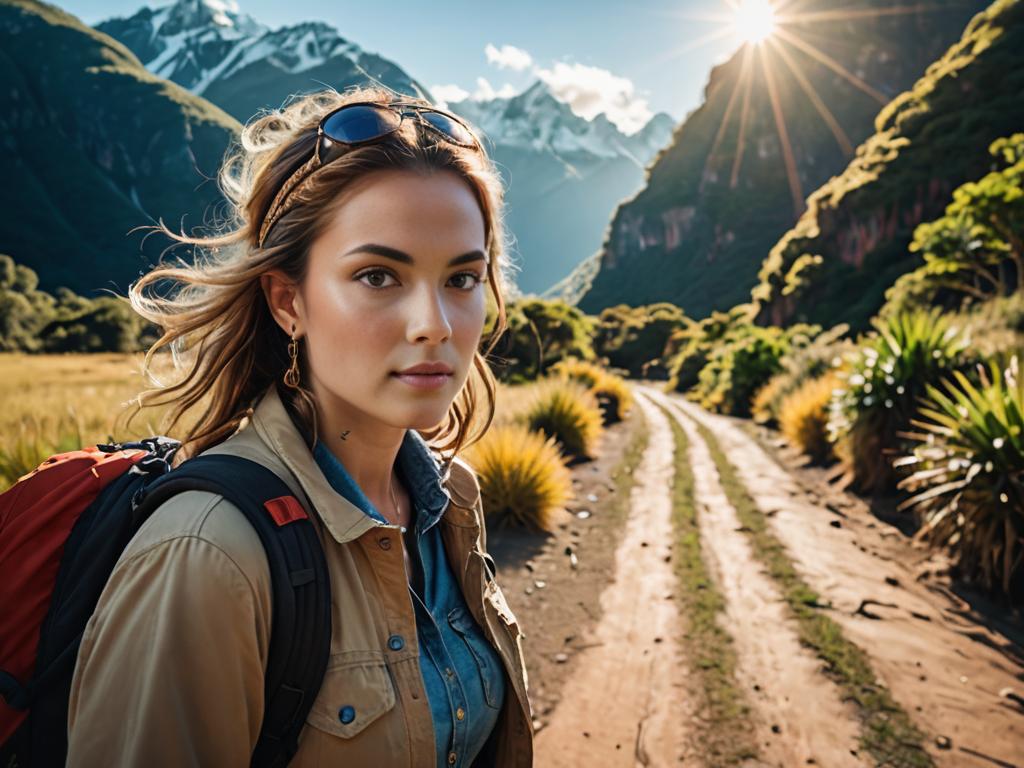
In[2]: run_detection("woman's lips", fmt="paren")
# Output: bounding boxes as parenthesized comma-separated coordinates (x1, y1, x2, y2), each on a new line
(390, 372, 452, 390)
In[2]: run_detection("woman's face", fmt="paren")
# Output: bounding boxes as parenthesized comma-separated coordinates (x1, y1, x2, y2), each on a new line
(292, 168, 489, 433)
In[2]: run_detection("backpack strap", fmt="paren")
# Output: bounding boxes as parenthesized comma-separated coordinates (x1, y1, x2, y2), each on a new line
(131, 454, 332, 768)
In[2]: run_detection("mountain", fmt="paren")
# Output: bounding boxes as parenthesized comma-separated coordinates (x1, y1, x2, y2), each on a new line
(567, 0, 991, 319)
(451, 81, 674, 165)
(450, 81, 675, 294)
(751, 0, 1024, 332)
(95, 0, 433, 124)
(0, 0, 239, 297)
(96, 0, 676, 296)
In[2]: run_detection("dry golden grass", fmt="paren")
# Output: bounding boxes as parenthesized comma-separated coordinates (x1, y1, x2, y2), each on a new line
(463, 422, 573, 533)
(778, 371, 840, 465)
(524, 377, 604, 461)
(0, 351, 199, 487)
(491, 378, 546, 426)
(1, 353, 559, 489)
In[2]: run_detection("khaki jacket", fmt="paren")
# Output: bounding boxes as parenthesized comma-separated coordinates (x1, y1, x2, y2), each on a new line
(67, 383, 535, 767)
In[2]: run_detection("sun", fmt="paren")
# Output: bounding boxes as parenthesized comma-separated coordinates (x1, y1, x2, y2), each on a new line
(734, 0, 777, 44)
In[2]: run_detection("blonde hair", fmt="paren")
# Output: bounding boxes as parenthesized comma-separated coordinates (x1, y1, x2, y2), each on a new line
(123, 85, 513, 471)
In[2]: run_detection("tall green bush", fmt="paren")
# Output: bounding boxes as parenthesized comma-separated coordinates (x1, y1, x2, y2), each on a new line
(895, 354, 1023, 601)
(827, 307, 970, 494)
(492, 298, 596, 383)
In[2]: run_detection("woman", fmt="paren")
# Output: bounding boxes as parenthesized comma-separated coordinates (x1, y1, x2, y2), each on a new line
(65, 85, 534, 767)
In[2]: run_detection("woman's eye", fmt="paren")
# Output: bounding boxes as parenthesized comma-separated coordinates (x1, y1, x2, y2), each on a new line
(355, 269, 398, 289)
(355, 268, 485, 291)
(450, 271, 485, 290)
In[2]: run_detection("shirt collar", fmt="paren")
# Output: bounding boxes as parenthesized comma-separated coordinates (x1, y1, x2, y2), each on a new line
(242, 382, 477, 543)
(312, 428, 452, 535)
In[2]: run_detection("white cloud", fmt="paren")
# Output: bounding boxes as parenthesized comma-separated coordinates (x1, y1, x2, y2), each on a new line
(534, 61, 653, 135)
(484, 43, 533, 71)
(430, 83, 471, 106)
(472, 76, 518, 101)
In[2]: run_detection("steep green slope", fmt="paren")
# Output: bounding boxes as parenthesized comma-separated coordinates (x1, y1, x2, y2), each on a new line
(752, 0, 1023, 332)
(0, 0, 239, 296)
(572, 0, 988, 320)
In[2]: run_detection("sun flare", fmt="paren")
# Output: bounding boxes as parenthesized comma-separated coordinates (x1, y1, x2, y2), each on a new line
(734, 0, 776, 44)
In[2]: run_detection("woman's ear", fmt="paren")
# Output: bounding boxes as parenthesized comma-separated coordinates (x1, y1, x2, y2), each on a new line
(261, 270, 304, 336)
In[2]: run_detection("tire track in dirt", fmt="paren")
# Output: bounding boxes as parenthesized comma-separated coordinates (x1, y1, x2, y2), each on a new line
(534, 393, 692, 766)
(664, 393, 1024, 768)
(640, 386, 868, 768)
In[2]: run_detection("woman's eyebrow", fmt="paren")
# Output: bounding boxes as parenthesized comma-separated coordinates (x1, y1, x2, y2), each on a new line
(342, 243, 488, 266)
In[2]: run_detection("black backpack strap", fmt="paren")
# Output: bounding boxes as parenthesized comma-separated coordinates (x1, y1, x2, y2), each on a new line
(132, 454, 332, 768)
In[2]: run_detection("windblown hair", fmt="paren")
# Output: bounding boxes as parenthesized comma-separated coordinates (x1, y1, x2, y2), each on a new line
(123, 85, 515, 472)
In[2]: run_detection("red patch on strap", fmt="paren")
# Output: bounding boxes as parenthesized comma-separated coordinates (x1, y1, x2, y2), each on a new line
(264, 496, 308, 527)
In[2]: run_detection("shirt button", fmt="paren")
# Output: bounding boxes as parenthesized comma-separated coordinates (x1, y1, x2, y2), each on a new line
(338, 705, 356, 724)
(446, 667, 454, 678)
(448, 751, 457, 764)
(378, 537, 392, 550)
(456, 707, 465, 720)
(388, 634, 405, 651)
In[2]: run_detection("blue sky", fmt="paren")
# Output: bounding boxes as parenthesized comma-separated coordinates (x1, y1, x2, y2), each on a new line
(59, 0, 753, 134)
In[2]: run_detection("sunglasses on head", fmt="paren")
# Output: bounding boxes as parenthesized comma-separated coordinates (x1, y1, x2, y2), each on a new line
(257, 100, 482, 248)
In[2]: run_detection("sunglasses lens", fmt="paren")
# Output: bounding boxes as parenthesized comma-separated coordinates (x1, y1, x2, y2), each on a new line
(420, 111, 476, 146)
(322, 105, 401, 144)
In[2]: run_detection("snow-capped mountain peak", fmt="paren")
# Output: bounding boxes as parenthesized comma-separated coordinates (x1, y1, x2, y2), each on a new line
(450, 80, 674, 165)
(149, 0, 264, 40)
(95, 1, 408, 99)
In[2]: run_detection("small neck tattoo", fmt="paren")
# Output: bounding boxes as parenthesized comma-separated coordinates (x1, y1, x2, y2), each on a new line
(339, 430, 350, 441)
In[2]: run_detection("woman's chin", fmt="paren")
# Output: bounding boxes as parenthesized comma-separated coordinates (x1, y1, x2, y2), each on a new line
(388, 403, 454, 432)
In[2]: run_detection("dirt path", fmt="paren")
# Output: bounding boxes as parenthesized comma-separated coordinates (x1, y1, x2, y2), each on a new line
(640, 386, 869, 767)
(533, 393, 693, 766)
(661, 391, 1024, 768)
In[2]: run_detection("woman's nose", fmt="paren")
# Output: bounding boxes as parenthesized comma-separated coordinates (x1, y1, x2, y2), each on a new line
(406, 285, 452, 344)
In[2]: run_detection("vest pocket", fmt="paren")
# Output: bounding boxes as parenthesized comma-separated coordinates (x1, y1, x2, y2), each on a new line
(305, 653, 398, 739)
(447, 604, 502, 709)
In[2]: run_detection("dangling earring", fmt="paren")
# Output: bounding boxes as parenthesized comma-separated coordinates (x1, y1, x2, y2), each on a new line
(284, 323, 301, 389)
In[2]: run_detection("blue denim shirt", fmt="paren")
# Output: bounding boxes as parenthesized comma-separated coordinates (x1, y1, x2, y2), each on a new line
(312, 430, 507, 767)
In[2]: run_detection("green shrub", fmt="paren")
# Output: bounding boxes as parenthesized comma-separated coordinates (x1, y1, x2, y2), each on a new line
(882, 133, 1024, 318)
(593, 302, 688, 378)
(692, 325, 792, 417)
(894, 353, 1023, 601)
(827, 307, 970, 494)
(492, 298, 596, 383)
(0, 254, 151, 353)
(664, 306, 759, 394)
(750, 324, 852, 427)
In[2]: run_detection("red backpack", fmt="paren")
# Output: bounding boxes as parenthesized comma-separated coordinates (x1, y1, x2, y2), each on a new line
(0, 436, 332, 768)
